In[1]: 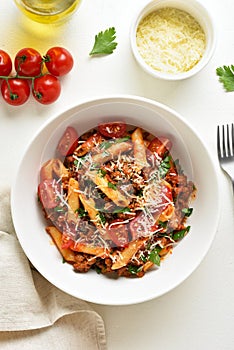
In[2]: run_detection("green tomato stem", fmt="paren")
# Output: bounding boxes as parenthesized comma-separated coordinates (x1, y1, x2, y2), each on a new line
(3, 77, 19, 101)
(0, 73, 43, 80)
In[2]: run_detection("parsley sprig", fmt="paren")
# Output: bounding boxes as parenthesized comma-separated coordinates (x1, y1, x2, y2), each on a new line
(216, 65, 234, 92)
(159, 155, 171, 178)
(89, 27, 118, 56)
(149, 247, 161, 266)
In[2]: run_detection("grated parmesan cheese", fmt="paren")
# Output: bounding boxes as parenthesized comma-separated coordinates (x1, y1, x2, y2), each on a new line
(136, 7, 206, 74)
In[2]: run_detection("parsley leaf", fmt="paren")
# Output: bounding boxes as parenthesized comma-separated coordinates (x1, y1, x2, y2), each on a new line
(76, 208, 88, 217)
(159, 156, 171, 178)
(97, 212, 106, 225)
(89, 27, 118, 56)
(98, 168, 107, 177)
(116, 136, 130, 143)
(108, 182, 117, 190)
(158, 220, 168, 229)
(216, 65, 234, 92)
(172, 226, 190, 241)
(100, 141, 113, 150)
(112, 207, 130, 214)
(94, 266, 102, 274)
(149, 247, 161, 266)
(182, 207, 193, 217)
(128, 265, 143, 275)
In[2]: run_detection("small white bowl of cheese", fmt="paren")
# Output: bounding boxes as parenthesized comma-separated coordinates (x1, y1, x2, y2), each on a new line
(130, 0, 216, 80)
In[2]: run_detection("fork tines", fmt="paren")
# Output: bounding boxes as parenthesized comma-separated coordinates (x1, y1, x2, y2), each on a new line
(217, 123, 234, 158)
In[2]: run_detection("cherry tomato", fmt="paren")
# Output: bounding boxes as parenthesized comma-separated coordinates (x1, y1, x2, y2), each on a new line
(32, 74, 61, 104)
(0, 50, 12, 76)
(38, 179, 61, 209)
(1, 78, 30, 106)
(61, 235, 75, 250)
(129, 215, 163, 241)
(45, 47, 74, 77)
(148, 137, 172, 158)
(129, 213, 148, 240)
(98, 122, 126, 138)
(107, 219, 130, 247)
(14, 47, 42, 77)
(57, 126, 79, 156)
(129, 215, 161, 240)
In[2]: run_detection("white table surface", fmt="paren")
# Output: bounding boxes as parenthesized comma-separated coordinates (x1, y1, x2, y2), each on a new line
(1, 0, 234, 349)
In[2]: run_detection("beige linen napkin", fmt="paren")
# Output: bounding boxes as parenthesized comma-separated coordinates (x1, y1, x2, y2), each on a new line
(0, 187, 107, 350)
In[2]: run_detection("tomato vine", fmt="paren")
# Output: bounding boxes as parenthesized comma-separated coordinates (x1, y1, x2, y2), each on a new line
(0, 47, 73, 106)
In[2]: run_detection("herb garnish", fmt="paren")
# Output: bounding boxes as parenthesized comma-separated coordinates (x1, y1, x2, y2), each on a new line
(108, 182, 117, 190)
(216, 65, 234, 92)
(116, 136, 130, 143)
(149, 246, 161, 266)
(100, 137, 130, 150)
(158, 220, 168, 229)
(159, 156, 171, 178)
(112, 207, 130, 214)
(172, 226, 190, 241)
(98, 212, 106, 225)
(94, 266, 102, 274)
(182, 207, 193, 217)
(128, 265, 143, 275)
(98, 168, 107, 177)
(100, 141, 113, 150)
(89, 27, 118, 56)
(76, 208, 88, 217)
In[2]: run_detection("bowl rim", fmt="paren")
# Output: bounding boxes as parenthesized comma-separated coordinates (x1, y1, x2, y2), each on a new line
(11, 94, 221, 305)
(130, 0, 217, 81)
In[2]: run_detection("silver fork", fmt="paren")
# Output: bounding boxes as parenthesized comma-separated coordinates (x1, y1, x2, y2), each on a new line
(217, 123, 234, 192)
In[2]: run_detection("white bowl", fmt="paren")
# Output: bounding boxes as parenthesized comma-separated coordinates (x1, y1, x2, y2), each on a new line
(130, 0, 216, 80)
(11, 95, 220, 305)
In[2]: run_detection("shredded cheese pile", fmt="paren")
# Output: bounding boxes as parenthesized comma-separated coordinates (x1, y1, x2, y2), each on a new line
(136, 7, 206, 74)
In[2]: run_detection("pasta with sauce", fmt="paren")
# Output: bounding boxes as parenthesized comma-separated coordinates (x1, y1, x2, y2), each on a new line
(38, 122, 196, 278)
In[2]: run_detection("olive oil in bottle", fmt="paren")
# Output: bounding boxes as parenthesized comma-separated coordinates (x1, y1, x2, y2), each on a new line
(14, 0, 81, 24)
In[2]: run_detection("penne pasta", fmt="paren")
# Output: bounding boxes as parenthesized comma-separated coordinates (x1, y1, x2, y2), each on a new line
(52, 158, 70, 179)
(67, 178, 79, 221)
(131, 127, 148, 170)
(40, 159, 55, 181)
(142, 261, 154, 272)
(46, 226, 76, 262)
(87, 170, 130, 207)
(40, 158, 69, 181)
(78, 192, 111, 241)
(111, 238, 147, 270)
(158, 203, 174, 222)
(38, 122, 195, 278)
(72, 243, 109, 258)
(79, 193, 99, 223)
(92, 141, 133, 164)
